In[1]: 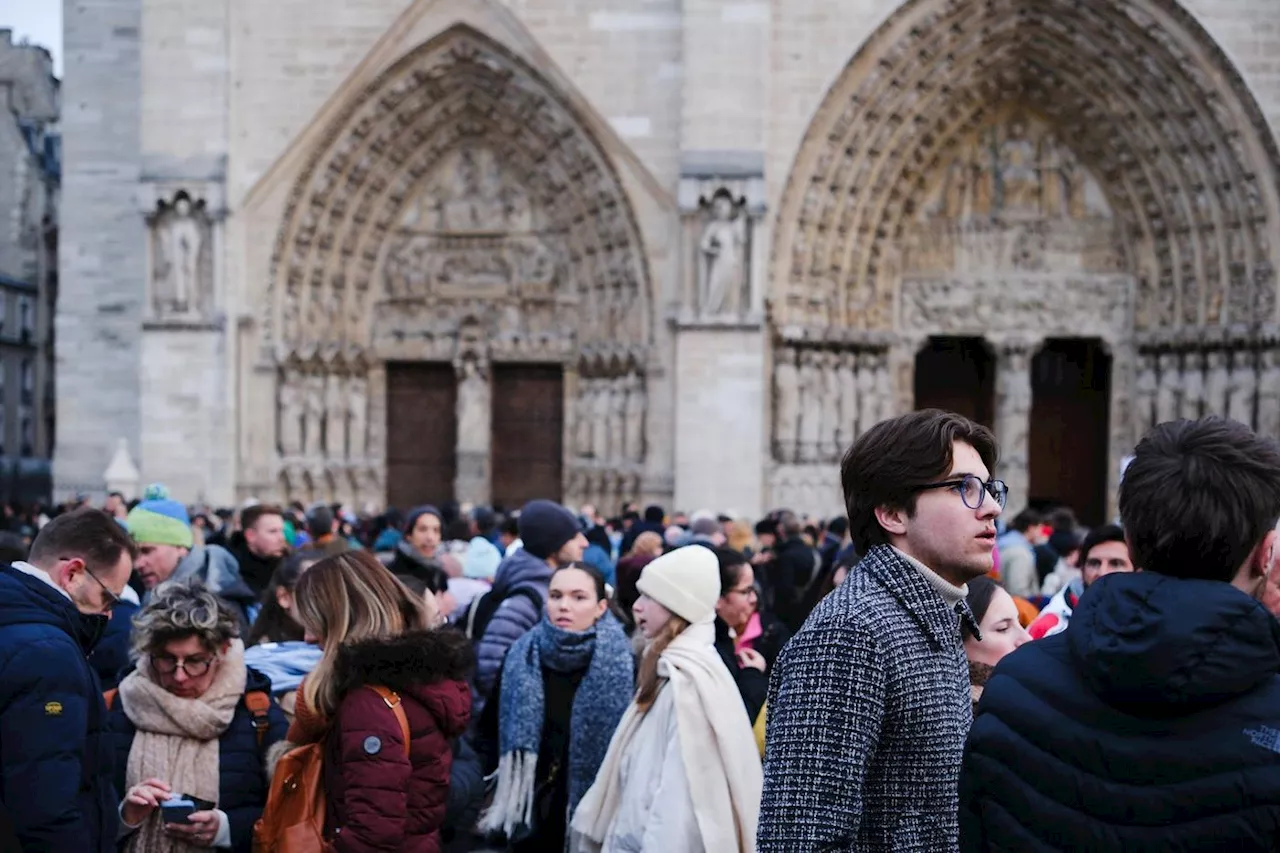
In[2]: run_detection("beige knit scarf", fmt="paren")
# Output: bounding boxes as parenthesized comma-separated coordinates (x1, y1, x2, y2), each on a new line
(571, 618, 763, 852)
(119, 639, 248, 853)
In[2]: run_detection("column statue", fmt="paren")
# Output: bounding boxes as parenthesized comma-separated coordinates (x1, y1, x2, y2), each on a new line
(623, 373, 647, 463)
(796, 351, 822, 463)
(591, 379, 612, 462)
(774, 349, 801, 462)
(325, 374, 348, 458)
(874, 352, 896, 422)
(1204, 351, 1231, 417)
(995, 339, 1034, 518)
(819, 352, 842, 461)
(574, 380, 594, 458)
(1155, 353, 1180, 424)
(1133, 352, 1158, 442)
(856, 352, 878, 437)
(1179, 351, 1205, 421)
(278, 373, 304, 457)
(836, 351, 860, 446)
(1257, 349, 1280, 439)
(1228, 351, 1258, 427)
(347, 375, 368, 459)
(304, 375, 326, 458)
(607, 378, 626, 467)
(456, 358, 491, 451)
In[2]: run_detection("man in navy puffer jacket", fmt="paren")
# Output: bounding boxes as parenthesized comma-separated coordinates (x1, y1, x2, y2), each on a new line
(962, 417, 1280, 852)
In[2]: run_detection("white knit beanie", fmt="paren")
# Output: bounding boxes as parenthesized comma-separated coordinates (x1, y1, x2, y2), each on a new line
(635, 545, 721, 624)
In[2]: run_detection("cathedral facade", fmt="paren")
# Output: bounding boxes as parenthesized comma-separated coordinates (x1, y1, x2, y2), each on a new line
(58, 0, 1280, 522)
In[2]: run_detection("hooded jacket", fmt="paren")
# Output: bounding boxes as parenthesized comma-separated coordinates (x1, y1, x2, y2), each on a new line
(961, 570, 1280, 852)
(308, 629, 473, 853)
(0, 564, 116, 852)
(473, 548, 553, 707)
(146, 544, 259, 636)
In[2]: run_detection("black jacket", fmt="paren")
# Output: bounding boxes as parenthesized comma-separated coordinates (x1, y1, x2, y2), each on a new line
(767, 536, 822, 632)
(227, 532, 282, 598)
(962, 570, 1280, 851)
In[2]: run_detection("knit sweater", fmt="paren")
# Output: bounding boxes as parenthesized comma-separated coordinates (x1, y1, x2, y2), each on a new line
(758, 544, 978, 852)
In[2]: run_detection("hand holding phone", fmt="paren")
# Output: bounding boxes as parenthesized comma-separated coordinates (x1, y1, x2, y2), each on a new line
(160, 798, 196, 825)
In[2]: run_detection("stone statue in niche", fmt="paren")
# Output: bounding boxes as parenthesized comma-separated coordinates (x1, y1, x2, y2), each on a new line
(347, 375, 368, 459)
(1257, 349, 1280, 438)
(698, 190, 749, 318)
(1155, 352, 1181, 424)
(1133, 353, 1157, 441)
(837, 352, 859, 446)
(278, 372, 304, 457)
(819, 352, 842, 461)
(774, 349, 800, 462)
(456, 358, 491, 450)
(1228, 352, 1257, 427)
(796, 351, 823, 463)
(1204, 351, 1231, 416)
(326, 374, 348, 458)
(1179, 351, 1204, 421)
(304, 375, 326, 458)
(623, 373, 646, 463)
(151, 193, 209, 317)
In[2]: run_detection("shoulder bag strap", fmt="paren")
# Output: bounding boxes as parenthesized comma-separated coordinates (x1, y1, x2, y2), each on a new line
(242, 690, 273, 748)
(365, 684, 411, 757)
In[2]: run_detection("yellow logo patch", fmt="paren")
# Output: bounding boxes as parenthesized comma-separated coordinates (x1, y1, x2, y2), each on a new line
(44, 701, 62, 716)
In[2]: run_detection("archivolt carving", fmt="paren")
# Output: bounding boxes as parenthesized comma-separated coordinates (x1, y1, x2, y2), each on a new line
(772, 0, 1280, 335)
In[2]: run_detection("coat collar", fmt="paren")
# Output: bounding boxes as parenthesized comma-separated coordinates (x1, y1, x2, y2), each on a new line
(858, 545, 978, 651)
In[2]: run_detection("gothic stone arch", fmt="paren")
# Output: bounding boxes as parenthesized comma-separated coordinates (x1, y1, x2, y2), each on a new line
(769, 0, 1280, 516)
(266, 26, 653, 506)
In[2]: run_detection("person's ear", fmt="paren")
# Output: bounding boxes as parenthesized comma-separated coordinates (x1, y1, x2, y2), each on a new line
(1255, 529, 1279, 580)
(595, 598, 608, 620)
(275, 586, 293, 610)
(57, 556, 85, 588)
(874, 505, 908, 538)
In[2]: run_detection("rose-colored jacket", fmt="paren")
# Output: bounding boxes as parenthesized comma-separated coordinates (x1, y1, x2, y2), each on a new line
(291, 629, 472, 853)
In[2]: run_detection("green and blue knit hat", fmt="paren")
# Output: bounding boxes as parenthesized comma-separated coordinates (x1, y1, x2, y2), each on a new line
(125, 483, 194, 548)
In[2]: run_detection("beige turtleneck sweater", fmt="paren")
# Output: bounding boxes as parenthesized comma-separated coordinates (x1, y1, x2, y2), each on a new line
(891, 546, 968, 610)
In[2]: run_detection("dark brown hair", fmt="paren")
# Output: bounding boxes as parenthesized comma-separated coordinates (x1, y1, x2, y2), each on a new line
(1119, 417, 1280, 582)
(29, 507, 138, 575)
(840, 409, 998, 553)
(240, 503, 284, 533)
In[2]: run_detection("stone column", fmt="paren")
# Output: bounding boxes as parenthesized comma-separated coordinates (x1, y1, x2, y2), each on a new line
(453, 358, 491, 505)
(994, 337, 1036, 519)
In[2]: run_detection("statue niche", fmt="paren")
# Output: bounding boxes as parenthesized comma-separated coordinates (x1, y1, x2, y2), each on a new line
(148, 192, 212, 318)
(696, 189, 749, 318)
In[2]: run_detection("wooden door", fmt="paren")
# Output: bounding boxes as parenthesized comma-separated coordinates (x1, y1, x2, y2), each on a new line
(1029, 340, 1111, 525)
(385, 362, 457, 509)
(491, 364, 564, 510)
(914, 337, 996, 428)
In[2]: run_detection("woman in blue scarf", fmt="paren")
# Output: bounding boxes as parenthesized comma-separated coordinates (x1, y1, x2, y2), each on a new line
(479, 562, 634, 851)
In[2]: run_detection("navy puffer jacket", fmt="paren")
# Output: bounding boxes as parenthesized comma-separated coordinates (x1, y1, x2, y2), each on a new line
(473, 548, 551, 711)
(0, 565, 117, 852)
(962, 571, 1280, 852)
(106, 665, 289, 852)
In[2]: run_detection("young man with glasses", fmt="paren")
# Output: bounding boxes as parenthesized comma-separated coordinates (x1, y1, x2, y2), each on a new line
(759, 409, 1003, 852)
(0, 507, 138, 852)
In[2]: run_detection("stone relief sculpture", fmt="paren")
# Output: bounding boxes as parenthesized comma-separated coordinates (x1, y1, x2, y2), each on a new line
(1179, 351, 1204, 421)
(607, 378, 626, 467)
(1133, 353, 1158, 441)
(456, 358, 491, 450)
(698, 191, 748, 318)
(347, 375, 368, 459)
(874, 352, 896, 422)
(151, 193, 209, 317)
(1228, 352, 1257, 427)
(623, 373, 646, 463)
(304, 375, 326, 458)
(575, 379, 594, 458)
(796, 351, 822, 463)
(278, 373, 304, 457)
(325, 374, 348, 458)
(1257, 349, 1280, 438)
(1204, 350, 1230, 416)
(774, 349, 800, 462)
(820, 352, 842, 460)
(999, 117, 1040, 214)
(591, 380, 612, 462)
(837, 352, 860, 446)
(856, 352, 878, 437)
(1155, 352, 1180, 424)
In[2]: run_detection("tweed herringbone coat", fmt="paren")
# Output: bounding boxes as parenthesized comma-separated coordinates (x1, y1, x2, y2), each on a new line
(757, 545, 977, 852)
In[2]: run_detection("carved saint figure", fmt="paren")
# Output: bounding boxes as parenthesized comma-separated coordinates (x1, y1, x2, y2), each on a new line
(1039, 135, 1067, 218)
(347, 375, 368, 459)
(1155, 352, 1181, 424)
(819, 352, 842, 461)
(836, 352, 860, 446)
(874, 353, 896, 422)
(575, 379, 594, 457)
(796, 351, 823, 462)
(1228, 351, 1258, 427)
(699, 192, 748, 317)
(999, 118, 1040, 214)
(304, 375, 326, 458)
(1257, 349, 1280, 439)
(591, 379, 612, 462)
(1179, 351, 1205, 421)
(326, 374, 348, 458)
(1204, 351, 1231, 417)
(456, 358, 491, 452)
(1133, 352, 1158, 441)
(278, 373, 304, 457)
(156, 195, 204, 316)
(774, 349, 801, 462)
(623, 373, 646, 463)
(942, 160, 969, 220)
(607, 380, 626, 468)
(856, 352, 878, 437)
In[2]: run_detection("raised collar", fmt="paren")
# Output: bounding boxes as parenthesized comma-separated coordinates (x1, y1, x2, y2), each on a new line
(860, 545, 979, 650)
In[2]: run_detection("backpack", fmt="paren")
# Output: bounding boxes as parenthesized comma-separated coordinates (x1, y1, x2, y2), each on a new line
(104, 688, 275, 748)
(253, 685, 410, 853)
(462, 586, 544, 644)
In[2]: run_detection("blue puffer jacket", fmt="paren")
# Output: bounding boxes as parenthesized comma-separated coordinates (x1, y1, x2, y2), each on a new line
(106, 665, 289, 852)
(0, 564, 116, 853)
(473, 548, 551, 709)
(962, 571, 1280, 852)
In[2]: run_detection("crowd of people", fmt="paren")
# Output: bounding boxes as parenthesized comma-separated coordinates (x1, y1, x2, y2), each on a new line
(3, 409, 1280, 851)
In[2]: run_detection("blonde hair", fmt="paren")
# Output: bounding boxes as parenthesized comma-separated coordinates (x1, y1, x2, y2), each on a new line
(726, 519, 753, 554)
(630, 531, 664, 559)
(635, 614, 691, 712)
(294, 550, 430, 717)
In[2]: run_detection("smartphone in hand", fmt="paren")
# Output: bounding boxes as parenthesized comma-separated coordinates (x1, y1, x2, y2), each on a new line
(160, 798, 196, 825)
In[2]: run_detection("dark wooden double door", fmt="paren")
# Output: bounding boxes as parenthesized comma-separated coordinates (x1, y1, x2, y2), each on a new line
(385, 362, 563, 511)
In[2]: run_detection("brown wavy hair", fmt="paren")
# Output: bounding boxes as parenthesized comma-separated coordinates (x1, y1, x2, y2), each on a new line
(635, 614, 691, 712)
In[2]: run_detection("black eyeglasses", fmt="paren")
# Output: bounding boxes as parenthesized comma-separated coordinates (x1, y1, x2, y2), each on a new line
(911, 474, 1009, 510)
(65, 556, 121, 613)
(151, 654, 215, 677)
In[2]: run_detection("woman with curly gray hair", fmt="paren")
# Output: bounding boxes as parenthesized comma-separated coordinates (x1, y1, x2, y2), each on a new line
(106, 580, 287, 852)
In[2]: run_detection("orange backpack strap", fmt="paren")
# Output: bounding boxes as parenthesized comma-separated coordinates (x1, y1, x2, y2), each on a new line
(103, 688, 118, 711)
(365, 685, 411, 758)
(243, 690, 272, 748)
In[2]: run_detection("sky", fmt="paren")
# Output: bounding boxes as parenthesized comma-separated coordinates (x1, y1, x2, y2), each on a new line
(2, 0, 62, 77)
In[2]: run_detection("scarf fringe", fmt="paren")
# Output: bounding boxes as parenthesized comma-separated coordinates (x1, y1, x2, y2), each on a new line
(478, 750, 537, 838)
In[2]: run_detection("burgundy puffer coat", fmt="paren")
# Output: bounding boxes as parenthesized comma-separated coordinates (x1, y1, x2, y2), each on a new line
(295, 629, 472, 853)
